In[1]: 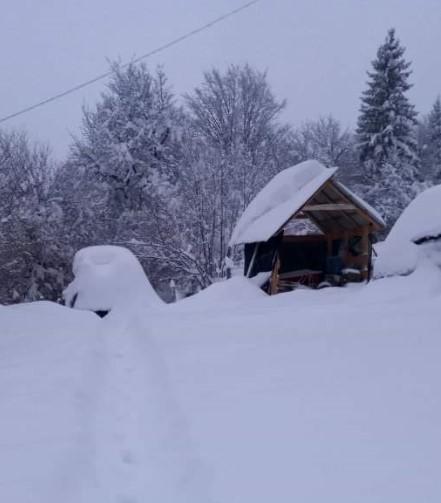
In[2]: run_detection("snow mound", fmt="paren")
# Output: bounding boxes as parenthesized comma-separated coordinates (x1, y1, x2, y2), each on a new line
(422, 240, 441, 268)
(63, 245, 162, 312)
(388, 184, 441, 243)
(178, 276, 267, 308)
(229, 160, 337, 245)
(374, 185, 441, 278)
(373, 240, 419, 279)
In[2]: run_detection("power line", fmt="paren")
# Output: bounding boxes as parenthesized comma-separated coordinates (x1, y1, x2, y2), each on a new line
(0, 0, 260, 125)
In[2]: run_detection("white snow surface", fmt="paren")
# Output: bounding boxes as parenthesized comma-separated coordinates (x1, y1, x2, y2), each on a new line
(63, 245, 162, 312)
(229, 160, 337, 245)
(373, 239, 419, 278)
(2, 265, 441, 502)
(177, 276, 267, 310)
(387, 184, 441, 243)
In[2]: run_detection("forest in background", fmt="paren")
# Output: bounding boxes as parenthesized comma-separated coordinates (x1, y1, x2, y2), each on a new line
(1, 28, 440, 303)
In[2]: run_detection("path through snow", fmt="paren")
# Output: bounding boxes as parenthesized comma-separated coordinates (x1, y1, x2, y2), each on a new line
(0, 302, 212, 503)
(86, 311, 212, 503)
(1, 264, 441, 502)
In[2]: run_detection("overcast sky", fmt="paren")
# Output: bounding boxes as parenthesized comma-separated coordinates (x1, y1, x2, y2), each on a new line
(1, 0, 440, 158)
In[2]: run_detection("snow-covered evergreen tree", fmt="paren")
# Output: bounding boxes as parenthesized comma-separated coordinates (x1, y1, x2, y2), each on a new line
(356, 28, 420, 225)
(424, 96, 441, 183)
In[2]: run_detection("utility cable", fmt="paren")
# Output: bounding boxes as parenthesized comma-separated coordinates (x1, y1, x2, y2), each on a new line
(0, 0, 260, 125)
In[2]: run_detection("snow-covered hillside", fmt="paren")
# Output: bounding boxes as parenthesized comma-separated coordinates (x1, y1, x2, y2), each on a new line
(1, 263, 441, 502)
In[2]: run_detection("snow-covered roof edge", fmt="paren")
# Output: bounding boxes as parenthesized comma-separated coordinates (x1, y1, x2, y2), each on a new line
(334, 181, 386, 229)
(229, 161, 337, 246)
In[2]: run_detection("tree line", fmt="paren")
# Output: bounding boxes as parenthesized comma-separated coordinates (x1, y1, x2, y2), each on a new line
(1, 28, 440, 303)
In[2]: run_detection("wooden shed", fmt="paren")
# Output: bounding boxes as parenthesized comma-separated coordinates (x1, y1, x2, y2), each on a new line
(229, 160, 385, 294)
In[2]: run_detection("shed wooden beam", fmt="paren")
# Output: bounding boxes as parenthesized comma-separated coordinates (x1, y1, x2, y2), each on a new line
(302, 203, 357, 212)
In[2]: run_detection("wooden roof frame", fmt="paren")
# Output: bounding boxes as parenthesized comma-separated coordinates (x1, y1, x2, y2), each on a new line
(272, 178, 385, 240)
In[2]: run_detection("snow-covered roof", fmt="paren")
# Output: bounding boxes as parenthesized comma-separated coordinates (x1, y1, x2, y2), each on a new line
(229, 160, 337, 245)
(387, 184, 441, 244)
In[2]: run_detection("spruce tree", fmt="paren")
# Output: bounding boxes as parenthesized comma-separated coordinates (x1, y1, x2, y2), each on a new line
(426, 96, 441, 183)
(356, 28, 419, 225)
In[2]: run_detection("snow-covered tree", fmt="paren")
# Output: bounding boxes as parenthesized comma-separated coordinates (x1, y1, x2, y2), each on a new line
(419, 96, 441, 183)
(289, 115, 360, 186)
(0, 129, 63, 303)
(290, 116, 353, 166)
(356, 29, 420, 225)
(68, 63, 186, 298)
(183, 64, 293, 280)
(72, 62, 180, 211)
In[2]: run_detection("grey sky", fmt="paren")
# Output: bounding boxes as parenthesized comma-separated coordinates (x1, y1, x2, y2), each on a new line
(1, 0, 440, 158)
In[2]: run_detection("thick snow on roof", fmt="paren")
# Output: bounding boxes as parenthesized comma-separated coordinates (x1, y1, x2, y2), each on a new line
(387, 184, 441, 243)
(230, 160, 337, 245)
(63, 245, 162, 312)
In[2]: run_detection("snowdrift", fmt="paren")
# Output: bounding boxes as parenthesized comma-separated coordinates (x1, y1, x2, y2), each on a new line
(176, 276, 267, 310)
(388, 184, 441, 243)
(373, 239, 419, 278)
(374, 184, 441, 278)
(63, 245, 162, 313)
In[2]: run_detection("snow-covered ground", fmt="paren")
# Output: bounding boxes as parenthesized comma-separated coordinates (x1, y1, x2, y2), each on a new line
(1, 262, 441, 502)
